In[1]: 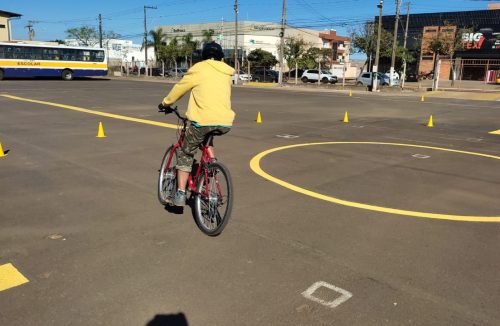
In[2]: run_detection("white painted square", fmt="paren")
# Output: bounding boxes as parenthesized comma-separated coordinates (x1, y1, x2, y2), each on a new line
(301, 281, 352, 308)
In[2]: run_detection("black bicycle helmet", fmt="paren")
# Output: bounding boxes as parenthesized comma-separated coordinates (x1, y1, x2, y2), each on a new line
(202, 42, 224, 61)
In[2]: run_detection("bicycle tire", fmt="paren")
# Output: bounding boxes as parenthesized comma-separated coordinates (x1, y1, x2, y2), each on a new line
(194, 162, 233, 236)
(158, 145, 178, 205)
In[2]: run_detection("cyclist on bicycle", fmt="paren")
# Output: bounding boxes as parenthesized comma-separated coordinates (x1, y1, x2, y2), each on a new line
(158, 42, 235, 206)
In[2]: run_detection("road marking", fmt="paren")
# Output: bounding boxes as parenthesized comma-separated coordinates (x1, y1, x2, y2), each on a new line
(250, 141, 500, 222)
(0, 94, 177, 129)
(0, 263, 29, 292)
(489, 129, 500, 135)
(276, 134, 299, 139)
(302, 281, 352, 309)
(412, 154, 430, 159)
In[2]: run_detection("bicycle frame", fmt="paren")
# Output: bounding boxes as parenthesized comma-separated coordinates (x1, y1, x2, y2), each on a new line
(161, 106, 217, 196)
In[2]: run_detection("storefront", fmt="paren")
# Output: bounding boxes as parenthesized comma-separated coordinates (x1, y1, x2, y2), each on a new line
(381, 8, 500, 81)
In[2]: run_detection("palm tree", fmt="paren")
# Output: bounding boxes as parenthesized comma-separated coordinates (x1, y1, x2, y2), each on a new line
(182, 33, 200, 67)
(145, 27, 168, 66)
(202, 29, 215, 43)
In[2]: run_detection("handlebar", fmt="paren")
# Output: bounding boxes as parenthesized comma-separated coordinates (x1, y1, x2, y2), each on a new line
(158, 104, 188, 123)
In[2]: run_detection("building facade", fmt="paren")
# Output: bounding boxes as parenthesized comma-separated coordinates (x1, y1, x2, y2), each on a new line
(0, 10, 22, 42)
(157, 21, 323, 70)
(380, 7, 500, 80)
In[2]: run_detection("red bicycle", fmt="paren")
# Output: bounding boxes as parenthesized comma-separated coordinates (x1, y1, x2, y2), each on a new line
(157, 106, 233, 236)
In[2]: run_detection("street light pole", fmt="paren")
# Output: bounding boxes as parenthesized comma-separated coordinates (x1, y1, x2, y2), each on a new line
(401, 2, 411, 89)
(144, 5, 157, 75)
(278, 0, 287, 86)
(234, 0, 239, 84)
(389, 0, 401, 86)
(372, 0, 384, 92)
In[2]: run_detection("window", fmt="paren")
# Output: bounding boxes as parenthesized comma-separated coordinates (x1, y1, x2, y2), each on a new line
(0, 24, 5, 28)
(309, 70, 318, 74)
(0, 45, 4, 58)
(362, 73, 370, 78)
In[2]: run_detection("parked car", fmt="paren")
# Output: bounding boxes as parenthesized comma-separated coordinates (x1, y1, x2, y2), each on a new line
(251, 69, 281, 83)
(138, 67, 164, 76)
(405, 72, 418, 82)
(356, 72, 399, 87)
(167, 68, 188, 77)
(286, 69, 305, 79)
(301, 69, 338, 84)
(232, 70, 252, 83)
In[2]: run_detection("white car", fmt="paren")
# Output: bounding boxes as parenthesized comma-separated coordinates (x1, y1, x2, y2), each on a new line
(232, 70, 252, 83)
(301, 69, 338, 84)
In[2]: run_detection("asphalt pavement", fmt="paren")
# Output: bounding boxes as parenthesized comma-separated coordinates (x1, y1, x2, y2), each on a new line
(1, 78, 500, 325)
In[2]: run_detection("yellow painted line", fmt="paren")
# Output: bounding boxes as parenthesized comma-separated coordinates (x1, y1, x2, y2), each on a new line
(243, 82, 278, 87)
(250, 142, 500, 222)
(1, 94, 177, 129)
(0, 263, 29, 291)
(489, 129, 500, 135)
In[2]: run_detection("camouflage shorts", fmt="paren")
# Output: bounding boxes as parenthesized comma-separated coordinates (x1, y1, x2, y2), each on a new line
(176, 122, 230, 172)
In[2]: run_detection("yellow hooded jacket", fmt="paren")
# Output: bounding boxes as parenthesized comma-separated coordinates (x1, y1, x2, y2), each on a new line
(162, 60, 235, 126)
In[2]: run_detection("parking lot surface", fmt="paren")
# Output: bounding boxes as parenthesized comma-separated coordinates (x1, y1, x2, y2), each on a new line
(1, 79, 500, 325)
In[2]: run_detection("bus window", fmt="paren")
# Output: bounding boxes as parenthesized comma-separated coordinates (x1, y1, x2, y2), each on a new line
(0, 45, 4, 59)
(30, 47, 43, 60)
(91, 50, 105, 62)
(82, 51, 91, 61)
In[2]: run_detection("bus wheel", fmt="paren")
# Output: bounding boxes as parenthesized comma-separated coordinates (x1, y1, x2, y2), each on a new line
(61, 69, 73, 81)
(0, 69, 4, 80)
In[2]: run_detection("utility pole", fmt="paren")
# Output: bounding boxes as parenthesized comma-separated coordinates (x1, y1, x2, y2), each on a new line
(234, 0, 239, 84)
(25, 21, 36, 41)
(99, 14, 103, 49)
(278, 0, 287, 86)
(401, 2, 411, 89)
(144, 5, 157, 75)
(389, 0, 401, 86)
(372, 0, 384, 92)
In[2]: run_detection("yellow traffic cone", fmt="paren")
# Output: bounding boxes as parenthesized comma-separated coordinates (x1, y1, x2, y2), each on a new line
(427, 115, 434, 128)
(343, 111, 349, 123)
(96, 122, 107, 138)
(421, 95, 425, 102)
(256, 112, 262, 124)
(0, 141, 6, 157)
(349, 90, 352, 97)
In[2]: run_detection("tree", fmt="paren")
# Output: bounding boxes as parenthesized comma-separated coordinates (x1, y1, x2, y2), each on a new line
(159, 37, 183, 76)
(299, 47, 332, 69)
(66, 26, 120, 47)
(66, 26, 99, 46)
(202, 29, 215, 43)
(350, 22, 394, 71)
(283, 37, 307, 69)
(182, 33, 200, 67)
(146, 27, 167, 64)
(247, 49, 278, 68)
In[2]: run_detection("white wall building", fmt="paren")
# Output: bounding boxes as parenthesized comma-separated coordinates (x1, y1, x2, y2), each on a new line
(65, 38, 154, 66)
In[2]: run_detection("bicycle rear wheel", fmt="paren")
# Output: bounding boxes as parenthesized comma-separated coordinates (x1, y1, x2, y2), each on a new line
(194, 162, 233, 236)
(158, 146, 178, 205)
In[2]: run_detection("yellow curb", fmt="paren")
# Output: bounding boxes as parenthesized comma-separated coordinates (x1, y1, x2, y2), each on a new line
(243, 82, 278, 87)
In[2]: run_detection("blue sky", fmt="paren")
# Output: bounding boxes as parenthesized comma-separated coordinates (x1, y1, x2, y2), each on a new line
(3, 0, 496, 43)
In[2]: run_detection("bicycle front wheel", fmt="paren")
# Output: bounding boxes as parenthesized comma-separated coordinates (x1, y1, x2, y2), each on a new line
(158, 145, 178, 205)
(194, 162, 233, 236)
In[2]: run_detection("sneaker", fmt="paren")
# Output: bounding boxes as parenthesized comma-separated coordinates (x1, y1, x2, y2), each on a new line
(172, 189, 186, 206)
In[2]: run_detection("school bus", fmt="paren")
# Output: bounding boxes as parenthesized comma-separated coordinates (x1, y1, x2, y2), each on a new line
(0, 42, 107, 80)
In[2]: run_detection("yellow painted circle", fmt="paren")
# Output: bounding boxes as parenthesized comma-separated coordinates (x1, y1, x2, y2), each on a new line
(250, 142, 500, 222)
